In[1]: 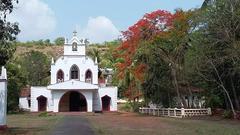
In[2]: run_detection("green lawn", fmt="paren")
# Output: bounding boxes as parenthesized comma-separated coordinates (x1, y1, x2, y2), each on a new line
(85, 112, 240, 135)
(0, 113, 62, 135)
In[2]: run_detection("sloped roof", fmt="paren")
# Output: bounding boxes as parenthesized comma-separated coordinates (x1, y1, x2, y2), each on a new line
(47, 80, 98, 90)
(20, 86, 31, 97)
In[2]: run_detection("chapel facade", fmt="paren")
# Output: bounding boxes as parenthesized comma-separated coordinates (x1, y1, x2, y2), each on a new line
(19, 31, 118, 112)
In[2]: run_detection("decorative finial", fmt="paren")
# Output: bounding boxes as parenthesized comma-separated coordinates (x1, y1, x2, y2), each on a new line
(1, 66, 7, 80)
(65, 37, 68, 44)
(95, 57, 98, 64)
(73, 30, 77, 37)
(51, 57, 54, 65)
(84, 38, 89, 45)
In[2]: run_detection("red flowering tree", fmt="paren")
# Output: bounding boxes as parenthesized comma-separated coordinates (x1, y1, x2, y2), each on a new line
(116, 9, 192, 107)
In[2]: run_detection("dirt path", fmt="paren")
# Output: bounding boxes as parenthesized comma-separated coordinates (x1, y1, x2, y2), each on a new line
(50, 115, 95, 135)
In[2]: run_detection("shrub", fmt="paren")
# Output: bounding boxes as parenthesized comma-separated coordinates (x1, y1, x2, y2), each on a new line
(38, 112, 48, 117)
(120, 102, 132, 112)
(223, 110, 233, 119)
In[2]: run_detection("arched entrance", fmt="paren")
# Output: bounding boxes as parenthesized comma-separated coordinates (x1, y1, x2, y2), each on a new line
(101, 95, 111, 111)
(37, 95, 47, 111)
(59, 91, 87, 112)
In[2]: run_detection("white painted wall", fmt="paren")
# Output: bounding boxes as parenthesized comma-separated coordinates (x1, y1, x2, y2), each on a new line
(19, 97, 30, 110)
(30, 87, 52, 112)
(95, 87, 118, 111)
(64, 36, 86, 56)
(0, 66, 7, 126)
(51, 56, 98, 85)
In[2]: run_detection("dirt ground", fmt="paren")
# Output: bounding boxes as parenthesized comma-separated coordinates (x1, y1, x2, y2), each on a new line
(84, 112, 240, 135)
(1, 112, 240, 135)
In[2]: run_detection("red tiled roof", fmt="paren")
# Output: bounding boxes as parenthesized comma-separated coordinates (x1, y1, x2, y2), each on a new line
(20, 86, 31, 97)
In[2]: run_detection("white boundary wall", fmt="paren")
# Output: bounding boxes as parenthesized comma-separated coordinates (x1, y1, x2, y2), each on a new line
(0, 67, 7, 127)
(139, 107, 212, 118)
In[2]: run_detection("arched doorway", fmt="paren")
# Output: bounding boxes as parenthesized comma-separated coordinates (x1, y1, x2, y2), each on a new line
(101, 95, 111, 111)
(59, 91, 87, 112)
(37, 95, 47, 111)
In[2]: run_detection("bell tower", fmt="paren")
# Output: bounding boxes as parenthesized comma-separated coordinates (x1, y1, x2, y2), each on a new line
(63, 31, 89, 56)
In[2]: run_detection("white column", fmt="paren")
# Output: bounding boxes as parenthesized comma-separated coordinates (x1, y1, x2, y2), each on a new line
(0, 67, 7, 129)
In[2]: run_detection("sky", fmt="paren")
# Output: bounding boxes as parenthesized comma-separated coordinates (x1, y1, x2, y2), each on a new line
(9, 0, 204, 43)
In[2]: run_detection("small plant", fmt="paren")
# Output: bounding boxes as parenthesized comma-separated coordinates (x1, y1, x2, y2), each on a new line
(223, 110, 233, 119)
(38, 112, 48, 117)
(120, 102, 132, 112)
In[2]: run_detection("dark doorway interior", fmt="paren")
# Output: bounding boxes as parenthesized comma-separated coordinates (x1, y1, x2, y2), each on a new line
(70, 92, 80, 111)
(102, 95, 111, 111)
(69, 91, 87, 112)
(79, 93, 87, 112)
(37, 96, 47, 111)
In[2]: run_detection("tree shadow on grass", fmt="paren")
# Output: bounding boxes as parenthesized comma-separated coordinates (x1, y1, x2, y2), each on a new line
(0, 127, 46, 135)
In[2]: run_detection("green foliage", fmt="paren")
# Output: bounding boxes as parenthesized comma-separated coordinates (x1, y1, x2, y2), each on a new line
(16, 39, 52, 47)
(6, 62, 27, 112)
(38, 112, 48, 117)
(120, 102, 143, 112)
(223, 110, 233, 119)
(87, 40, 120, 68)
(136, 42, 174, 107)
(54, 37, 65, 46)
(187, 0, 240, 113)
(0, 0, 20, 66)
(17, 51, 50, 86)
(120, 102, 132, 112)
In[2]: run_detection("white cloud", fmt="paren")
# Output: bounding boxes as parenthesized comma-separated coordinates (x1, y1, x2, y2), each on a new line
(9, 0, 56, 41)
(80, 16, 120, 43)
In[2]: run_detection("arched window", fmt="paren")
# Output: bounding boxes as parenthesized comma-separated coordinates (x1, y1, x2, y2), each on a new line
(85, 70, 92, 83)
(70, 65, 79, 79)
(72, 42, 77, 51)
(57, 70, 64, 83)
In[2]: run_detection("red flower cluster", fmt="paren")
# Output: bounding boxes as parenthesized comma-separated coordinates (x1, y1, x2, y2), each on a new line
(115, 9, 190, 99)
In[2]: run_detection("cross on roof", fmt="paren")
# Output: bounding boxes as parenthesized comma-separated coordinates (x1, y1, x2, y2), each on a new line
(73, 30, 77, 36)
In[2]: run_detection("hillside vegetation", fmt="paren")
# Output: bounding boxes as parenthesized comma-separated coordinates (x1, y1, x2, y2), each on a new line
(15, 45, 63, 59)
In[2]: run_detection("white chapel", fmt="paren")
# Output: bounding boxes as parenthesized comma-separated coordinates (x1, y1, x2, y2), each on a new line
(19, 31, 118, 112)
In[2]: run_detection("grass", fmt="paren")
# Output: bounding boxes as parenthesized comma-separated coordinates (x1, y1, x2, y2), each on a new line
(85, 112, 240, 135)
(0, 113, 62, 135)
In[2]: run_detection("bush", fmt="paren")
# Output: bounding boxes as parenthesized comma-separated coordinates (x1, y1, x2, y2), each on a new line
(38, 112, 48, 117)
(130, 102, 143, 112)
(120, 102, 144, 112)
(120, 102, 132, 112)
(223, 110, 233, 119)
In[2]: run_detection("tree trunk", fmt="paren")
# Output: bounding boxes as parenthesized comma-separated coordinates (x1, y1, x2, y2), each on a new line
(220, 84, 237, 118)
(187, 82, 193, 108)
(171, 68, 184, 107)
(210, 61, 237, 119)
(230, 77, 240, 110)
